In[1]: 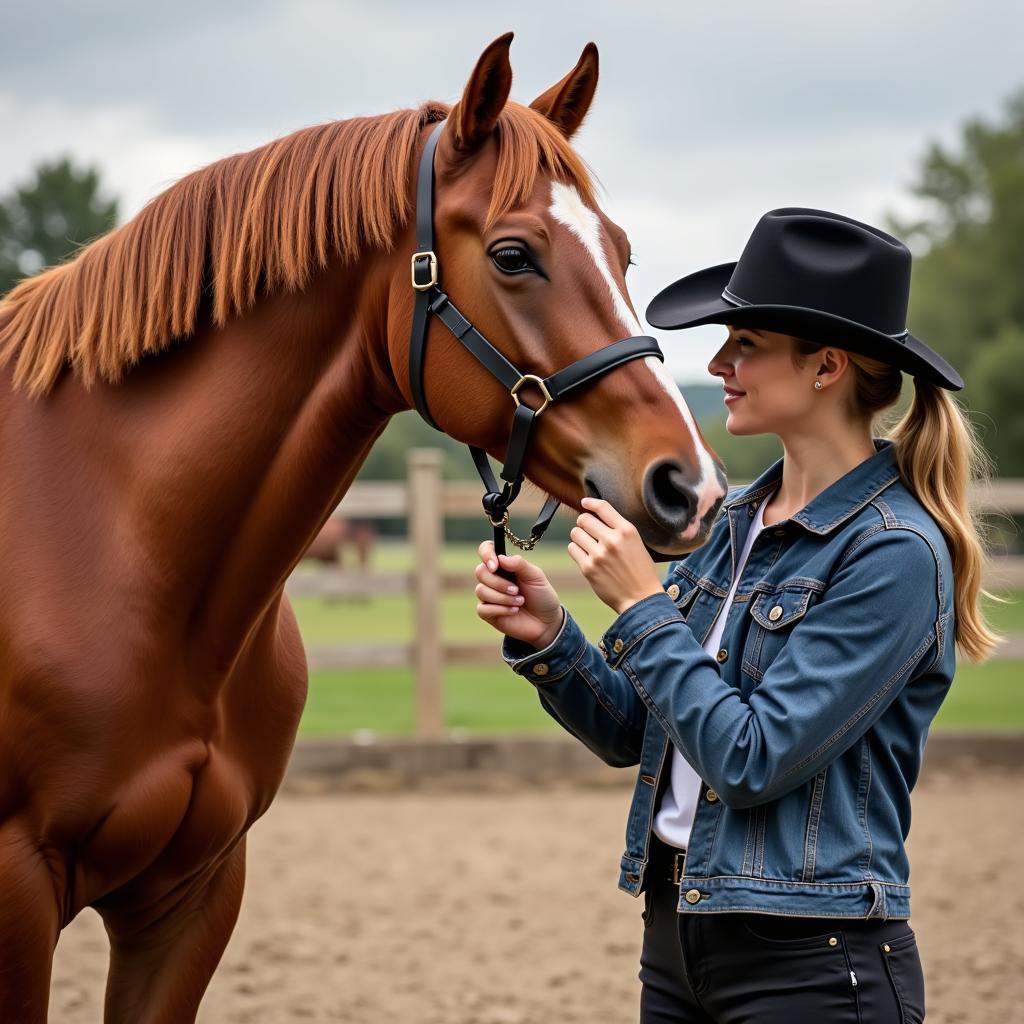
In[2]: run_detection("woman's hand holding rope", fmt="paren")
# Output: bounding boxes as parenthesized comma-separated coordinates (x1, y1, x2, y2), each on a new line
(474, 496, 665, 650)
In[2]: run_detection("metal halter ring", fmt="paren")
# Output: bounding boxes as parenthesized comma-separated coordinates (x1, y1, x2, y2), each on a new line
(411, 251, 438, 291)
(510, 374, 553, 415)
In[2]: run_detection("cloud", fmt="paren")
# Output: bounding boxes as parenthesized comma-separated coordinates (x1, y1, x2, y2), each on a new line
(0, 93, 234, 211)
(2, 1, 1022, 381)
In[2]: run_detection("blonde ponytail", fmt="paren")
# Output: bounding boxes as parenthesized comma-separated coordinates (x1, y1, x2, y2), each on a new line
(886, 378, 1004, 663)
(792, 339, 1005, 664)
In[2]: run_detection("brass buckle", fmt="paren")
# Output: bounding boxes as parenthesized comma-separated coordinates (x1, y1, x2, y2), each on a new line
(411, 251, 438, 291)
(671, 853, 685, 886)
(510, 374, 553, 415)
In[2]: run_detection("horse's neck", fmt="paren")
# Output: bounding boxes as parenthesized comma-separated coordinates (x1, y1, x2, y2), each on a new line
(117, 260, 401, 667)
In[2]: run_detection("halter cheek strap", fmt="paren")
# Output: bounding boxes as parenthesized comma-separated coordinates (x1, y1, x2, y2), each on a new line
(409, 123, 445, 432)
(407, 121, 664, 575)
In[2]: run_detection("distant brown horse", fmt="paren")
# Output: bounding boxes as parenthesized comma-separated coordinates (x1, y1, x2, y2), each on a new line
(0, 33, 726, 1022)
(303, 515, 376, 570)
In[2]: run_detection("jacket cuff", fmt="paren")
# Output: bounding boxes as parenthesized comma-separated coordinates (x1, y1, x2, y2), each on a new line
(501, 606, 588, 684)
(600, 591, 685, 668)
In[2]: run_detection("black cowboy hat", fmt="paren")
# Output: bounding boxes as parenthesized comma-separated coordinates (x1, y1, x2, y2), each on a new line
(645, 207, 963, 390)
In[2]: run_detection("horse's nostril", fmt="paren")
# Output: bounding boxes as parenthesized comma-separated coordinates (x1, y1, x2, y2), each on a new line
(651, 462, 695, 517)
(643, 459, 698, 533)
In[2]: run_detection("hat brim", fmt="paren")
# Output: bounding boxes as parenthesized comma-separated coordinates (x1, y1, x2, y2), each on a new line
(646, 262, 964, 391)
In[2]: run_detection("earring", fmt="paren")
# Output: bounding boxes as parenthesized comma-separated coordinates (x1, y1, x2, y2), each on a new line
(814, 380, 823, 390)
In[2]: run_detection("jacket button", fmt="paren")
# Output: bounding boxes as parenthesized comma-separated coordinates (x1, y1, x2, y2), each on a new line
(684, 888, 702, 904)
(773, 528, 785, 538)
(716, 648, 728, 663)
(706, 789, 718, 802)
(533, 663, 549, 677)
(829, 936, 839, 947)
(598, 639, 608, 658)
(613, 638, 624, 654)
(768, 605, 783, 622)
(666, 583, 680, 600)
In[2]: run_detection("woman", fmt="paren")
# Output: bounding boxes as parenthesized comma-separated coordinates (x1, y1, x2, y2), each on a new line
(473, 208, 1001, 1023)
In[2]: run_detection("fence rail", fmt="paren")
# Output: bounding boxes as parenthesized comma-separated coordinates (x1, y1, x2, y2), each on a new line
(333, 475, 1024, 519)
(291, 451, 1024, 735)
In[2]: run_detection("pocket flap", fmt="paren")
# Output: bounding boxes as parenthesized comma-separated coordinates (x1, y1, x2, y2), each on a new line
(750, 587, 814, 630)
(672, 582, 700, 614)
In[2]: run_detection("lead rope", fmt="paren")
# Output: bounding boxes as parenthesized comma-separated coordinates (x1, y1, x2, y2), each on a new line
(470, 444, 561, 562)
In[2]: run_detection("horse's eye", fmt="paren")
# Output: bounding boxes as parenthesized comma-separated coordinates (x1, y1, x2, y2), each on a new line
(490, 245, 534, 275)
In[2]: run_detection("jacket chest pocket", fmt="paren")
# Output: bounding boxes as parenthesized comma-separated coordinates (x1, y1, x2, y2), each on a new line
(741, 585, 817, 682)
(671, 578, 726, 655)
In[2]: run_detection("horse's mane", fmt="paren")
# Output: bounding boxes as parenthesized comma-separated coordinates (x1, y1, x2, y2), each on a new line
(0, 101, 594, 396)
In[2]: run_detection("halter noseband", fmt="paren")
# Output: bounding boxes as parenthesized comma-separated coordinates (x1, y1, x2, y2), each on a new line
(407, 121, 664, 575)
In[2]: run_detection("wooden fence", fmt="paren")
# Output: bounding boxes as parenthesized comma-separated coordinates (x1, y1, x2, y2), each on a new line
(284, 450, 1024, 735)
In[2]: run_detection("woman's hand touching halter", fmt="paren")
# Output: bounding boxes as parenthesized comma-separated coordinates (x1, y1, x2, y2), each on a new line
(475, 496, 667, 649)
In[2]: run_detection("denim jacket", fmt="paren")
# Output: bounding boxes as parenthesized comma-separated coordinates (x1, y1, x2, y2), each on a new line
(502, 439, 955, 919)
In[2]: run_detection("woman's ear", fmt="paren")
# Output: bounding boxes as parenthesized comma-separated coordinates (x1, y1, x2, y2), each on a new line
(817, 348, 849, 384)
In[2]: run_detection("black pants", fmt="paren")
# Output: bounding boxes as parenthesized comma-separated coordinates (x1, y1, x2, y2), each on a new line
(640, 840, 925, 1023)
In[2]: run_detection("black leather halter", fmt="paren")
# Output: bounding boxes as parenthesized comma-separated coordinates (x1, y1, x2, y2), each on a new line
(408, 121, 664, 576)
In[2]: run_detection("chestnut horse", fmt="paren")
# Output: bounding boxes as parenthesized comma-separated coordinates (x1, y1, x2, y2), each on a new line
(0, 33, 726, 1022)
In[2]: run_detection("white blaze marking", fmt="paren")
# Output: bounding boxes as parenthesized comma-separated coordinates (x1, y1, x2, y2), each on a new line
(548, 182, 725, 528)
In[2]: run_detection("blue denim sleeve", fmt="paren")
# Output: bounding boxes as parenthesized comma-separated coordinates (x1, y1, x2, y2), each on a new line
(499, 575, 684, 768)
(601, 529, 945, 808)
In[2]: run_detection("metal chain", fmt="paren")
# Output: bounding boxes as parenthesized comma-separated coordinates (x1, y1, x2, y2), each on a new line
(503, 521, 542, 551)
(486, 510, 542, 551)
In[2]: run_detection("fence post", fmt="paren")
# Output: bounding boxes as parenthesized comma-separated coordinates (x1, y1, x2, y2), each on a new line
(408, 448, 445, 737)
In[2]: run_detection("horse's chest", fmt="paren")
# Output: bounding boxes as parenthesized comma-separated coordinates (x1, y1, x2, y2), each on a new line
(80, 742, 269, 912)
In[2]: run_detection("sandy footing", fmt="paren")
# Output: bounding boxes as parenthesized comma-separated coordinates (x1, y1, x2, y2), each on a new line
(50, 766, 1022, 1022)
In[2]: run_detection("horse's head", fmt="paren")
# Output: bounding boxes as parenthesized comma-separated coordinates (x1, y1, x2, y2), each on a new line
(389, 34, 727, 555)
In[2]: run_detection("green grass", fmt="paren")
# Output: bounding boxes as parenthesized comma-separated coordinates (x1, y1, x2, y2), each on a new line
(983, 589, 1024, 635)
(301, 666, 561, 737)
(292, 544, 1024, 737)
(290, 590, 613, 645)
(932, 660, 1024, 730)
(298, 661, 1024, 737)
(293, 539, 615, 644)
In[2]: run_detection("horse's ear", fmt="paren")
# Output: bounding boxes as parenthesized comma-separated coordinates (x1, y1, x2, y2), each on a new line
(451, 32, 514, 152)
(529, 42, 599, 139)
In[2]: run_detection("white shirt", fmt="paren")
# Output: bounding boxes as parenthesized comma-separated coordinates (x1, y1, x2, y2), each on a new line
(652, 493, 770, 849)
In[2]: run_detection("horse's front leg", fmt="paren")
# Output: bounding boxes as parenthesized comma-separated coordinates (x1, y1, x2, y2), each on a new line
(98, 838, 247, 1024)
(0, 824, 62, 1023)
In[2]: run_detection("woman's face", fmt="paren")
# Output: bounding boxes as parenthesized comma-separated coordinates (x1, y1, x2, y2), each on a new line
(707, 325, 827, 436)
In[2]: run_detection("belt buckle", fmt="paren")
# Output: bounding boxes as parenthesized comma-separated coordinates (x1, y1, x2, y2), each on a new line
(411, 250, 438, 291)
(671, 852, 685, 886)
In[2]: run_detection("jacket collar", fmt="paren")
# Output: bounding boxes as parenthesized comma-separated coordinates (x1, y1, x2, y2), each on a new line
(722, 437, 902, 535)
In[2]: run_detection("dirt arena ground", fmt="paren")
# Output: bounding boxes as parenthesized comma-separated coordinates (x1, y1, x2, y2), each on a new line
(51, 765, 1022, 1023)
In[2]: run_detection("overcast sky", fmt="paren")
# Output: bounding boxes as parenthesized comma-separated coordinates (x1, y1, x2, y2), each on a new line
(2, 1, 1021, 383)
